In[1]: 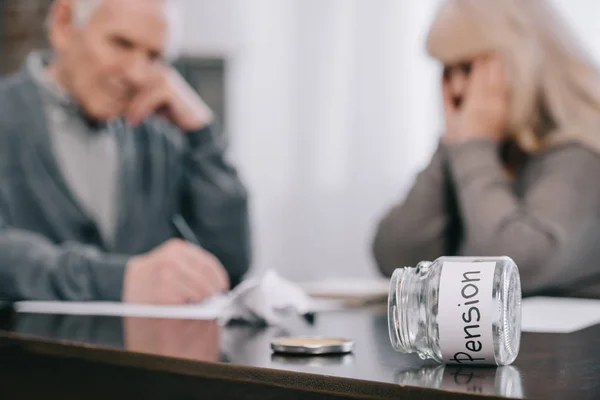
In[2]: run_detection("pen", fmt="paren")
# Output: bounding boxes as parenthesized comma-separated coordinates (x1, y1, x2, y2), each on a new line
(171, 214, 202, 247)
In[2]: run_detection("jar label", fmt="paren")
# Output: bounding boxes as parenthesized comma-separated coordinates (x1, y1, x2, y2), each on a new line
(438, 261, 496, 365)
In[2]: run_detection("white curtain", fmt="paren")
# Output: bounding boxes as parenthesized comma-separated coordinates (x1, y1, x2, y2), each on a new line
(551, 0, 600, 62)
(181, 0, 600, 282)
(223, 0, 442, 281)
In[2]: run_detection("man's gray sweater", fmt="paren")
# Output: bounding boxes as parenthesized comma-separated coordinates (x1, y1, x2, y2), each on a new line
(0, 66, 251, 301)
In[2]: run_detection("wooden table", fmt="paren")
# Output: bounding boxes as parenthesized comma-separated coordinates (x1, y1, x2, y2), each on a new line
(0, 305, 598, 399)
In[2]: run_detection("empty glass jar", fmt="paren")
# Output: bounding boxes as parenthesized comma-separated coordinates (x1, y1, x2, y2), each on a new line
(388, 256, 521, 365)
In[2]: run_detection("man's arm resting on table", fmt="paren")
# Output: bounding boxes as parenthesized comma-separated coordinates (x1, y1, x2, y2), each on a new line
(0, 227, 128, 301)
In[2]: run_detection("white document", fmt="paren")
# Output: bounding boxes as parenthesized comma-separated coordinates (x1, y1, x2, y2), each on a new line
(16, 295, 600, 331)
(14, 295, 229, 320)
(12, 273, 377, 322)
(521, 296, 600, 333)
(299, 278, 390, 304)
(13, 296, 345, 319)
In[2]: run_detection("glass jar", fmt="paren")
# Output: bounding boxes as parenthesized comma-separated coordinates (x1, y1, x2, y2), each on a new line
(387, 256, 521, 365)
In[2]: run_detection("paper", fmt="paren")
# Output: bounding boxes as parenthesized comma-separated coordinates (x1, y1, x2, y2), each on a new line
(521, 296, 600, 333)
(13, 269, 348, 322)
(15, 295, 229, 320)
(299, 278, 390, 304)
(14, 297, 344, 319)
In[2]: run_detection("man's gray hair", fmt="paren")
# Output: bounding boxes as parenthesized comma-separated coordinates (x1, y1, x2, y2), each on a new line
(72, 0, 103, 26)
(53, 0, 183, 58)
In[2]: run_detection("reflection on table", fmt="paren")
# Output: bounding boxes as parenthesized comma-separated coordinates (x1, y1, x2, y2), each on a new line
(4, 306, 600, 400)
(124, 317, 220, 362)
(396, 365, 524, 398)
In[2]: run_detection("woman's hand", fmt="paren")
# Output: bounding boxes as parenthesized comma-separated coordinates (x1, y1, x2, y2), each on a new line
(442, 54, 510, 144)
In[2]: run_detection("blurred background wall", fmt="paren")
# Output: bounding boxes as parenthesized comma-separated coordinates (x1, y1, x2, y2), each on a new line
(2, 0, 600, 282)
(1, 0, 51, 75)
(180, 0, 442, 281)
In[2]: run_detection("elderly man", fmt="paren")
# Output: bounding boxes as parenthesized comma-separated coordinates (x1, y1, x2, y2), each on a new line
(0, 0, 251, 303)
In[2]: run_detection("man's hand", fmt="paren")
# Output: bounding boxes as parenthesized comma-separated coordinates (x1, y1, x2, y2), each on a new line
(126, 67, 214, 131)
(442, 54, 510, 144)
(122, 239, 230, 304)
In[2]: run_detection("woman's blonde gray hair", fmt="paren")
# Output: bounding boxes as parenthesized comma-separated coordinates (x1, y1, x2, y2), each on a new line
(427, 0, 600, 152)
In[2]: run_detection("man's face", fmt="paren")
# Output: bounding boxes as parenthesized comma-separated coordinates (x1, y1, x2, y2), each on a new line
(50, 0, 167, 121)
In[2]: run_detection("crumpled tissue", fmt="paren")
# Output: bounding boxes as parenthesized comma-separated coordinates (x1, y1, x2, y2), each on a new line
(219, 269, 311, 326)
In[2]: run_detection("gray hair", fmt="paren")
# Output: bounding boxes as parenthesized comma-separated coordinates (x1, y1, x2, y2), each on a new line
(427, 0, 600, 153)
(72, 0, 103, 26)
(50, 0, 183, 59)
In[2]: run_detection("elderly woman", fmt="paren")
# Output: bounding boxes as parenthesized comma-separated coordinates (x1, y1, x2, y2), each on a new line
(373, 0, 600, 297)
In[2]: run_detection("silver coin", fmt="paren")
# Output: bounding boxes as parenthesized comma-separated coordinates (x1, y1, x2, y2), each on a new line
(270, 337, 354, 355)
